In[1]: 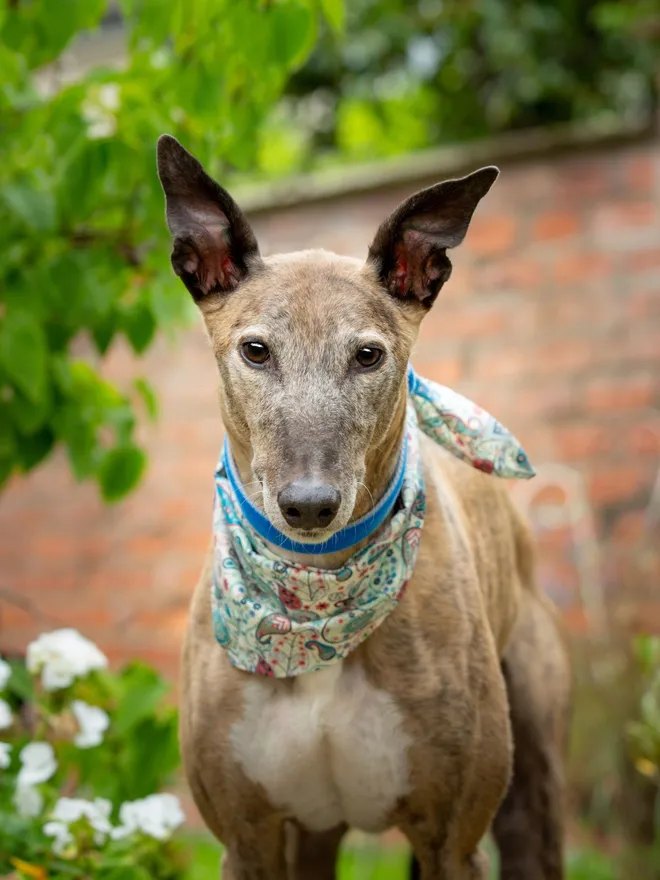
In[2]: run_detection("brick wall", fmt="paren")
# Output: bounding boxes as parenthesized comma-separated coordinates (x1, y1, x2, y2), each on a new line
(1, 131, 659, 674)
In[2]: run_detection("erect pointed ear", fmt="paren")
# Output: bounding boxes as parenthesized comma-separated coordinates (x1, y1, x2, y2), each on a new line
(156, 134, 261, 300)
(367, 166, 499, 307)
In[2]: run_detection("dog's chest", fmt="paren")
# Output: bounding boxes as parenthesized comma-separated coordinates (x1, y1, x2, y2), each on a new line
(229, 662, 412, 832)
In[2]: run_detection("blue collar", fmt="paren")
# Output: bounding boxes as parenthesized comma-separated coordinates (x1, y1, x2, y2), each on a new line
(221, 432, 409, 557)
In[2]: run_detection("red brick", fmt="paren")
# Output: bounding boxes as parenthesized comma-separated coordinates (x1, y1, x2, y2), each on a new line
(509, 383, 575, 421)
(470, 348, 527, 381)
(625, 249, 660, 272)
(627, 424, 660, 456)
(588, 465, 650, 504)
(554, 253, 612, 284)
(562, 605, 590, 634)
(626, 155, 656, 191)
(559, 162, 610, 201)
(466, 215, 517, 256)
(476, 257, 544, 291)
(126, 608, 189, 641)
(621, 330, 660, 362)
(536, 339, 592, 373)
(33, 536, 78, 559)
(585, 374, 656, 412)
(554, 425, 611, 461)
(413, 355, 463, 386)
(593, 202, 656, 231)
(533, 211, 580, 241)
(530, 484, 570, 506)
(610, 510, 646, 543)
(443, 263, 473, 298)
(0, 600, 38, 633)
(419, 306, 505, 342)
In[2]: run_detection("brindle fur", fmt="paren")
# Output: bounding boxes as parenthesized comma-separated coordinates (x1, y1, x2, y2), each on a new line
(157, 135, 571, 880)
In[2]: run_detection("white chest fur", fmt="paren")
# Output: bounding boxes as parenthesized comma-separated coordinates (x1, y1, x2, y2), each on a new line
(229, 662, 412, 832)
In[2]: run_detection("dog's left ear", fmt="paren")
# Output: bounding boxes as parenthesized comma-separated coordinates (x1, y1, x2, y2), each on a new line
(157, 134, 260, 300)
(367, 167, 499, 307)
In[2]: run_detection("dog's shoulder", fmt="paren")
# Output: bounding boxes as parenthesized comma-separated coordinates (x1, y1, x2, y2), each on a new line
(417, 433, 534, 653)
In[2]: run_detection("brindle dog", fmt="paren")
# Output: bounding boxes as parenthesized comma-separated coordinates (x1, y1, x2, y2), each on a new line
(157, 134, 570, 880)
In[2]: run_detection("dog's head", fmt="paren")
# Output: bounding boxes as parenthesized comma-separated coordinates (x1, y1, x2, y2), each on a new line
(157, 135, 496, 544)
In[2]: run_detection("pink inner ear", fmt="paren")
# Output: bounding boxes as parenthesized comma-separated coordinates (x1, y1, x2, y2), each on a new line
(393, 244, 409, 296)
(194, 223, 242, 295)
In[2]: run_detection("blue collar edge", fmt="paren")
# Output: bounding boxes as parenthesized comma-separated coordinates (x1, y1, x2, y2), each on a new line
(220, 434, 409, 556)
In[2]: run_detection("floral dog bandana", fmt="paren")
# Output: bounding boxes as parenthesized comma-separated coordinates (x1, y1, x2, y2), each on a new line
(211, 367, 534, 677)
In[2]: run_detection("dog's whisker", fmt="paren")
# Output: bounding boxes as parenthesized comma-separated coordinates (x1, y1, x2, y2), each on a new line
(357, 480, 375, 509)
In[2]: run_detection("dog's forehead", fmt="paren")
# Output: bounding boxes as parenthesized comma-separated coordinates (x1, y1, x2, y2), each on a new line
(236, 249, 398, 333)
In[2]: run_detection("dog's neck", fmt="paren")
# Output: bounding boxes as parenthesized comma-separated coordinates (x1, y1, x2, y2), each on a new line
(226, 386, 408, 570)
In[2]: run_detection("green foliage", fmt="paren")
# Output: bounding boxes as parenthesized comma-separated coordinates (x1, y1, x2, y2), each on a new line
(275, 0, 658, 171)
(566, 848, 616, 880)
(0, 638, 183, 879)
(628, 635, 660, 783)
(0, 0, 339, 501)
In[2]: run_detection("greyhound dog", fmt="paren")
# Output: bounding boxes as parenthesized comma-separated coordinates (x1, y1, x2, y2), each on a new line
(157, 134, 570, 880)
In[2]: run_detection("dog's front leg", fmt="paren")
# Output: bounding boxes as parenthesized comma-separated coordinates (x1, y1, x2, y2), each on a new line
(219, 816, 288, 880)
(403, 825, 490, 880)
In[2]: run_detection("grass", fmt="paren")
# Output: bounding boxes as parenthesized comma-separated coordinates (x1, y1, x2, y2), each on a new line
(184, 833, 616, 879)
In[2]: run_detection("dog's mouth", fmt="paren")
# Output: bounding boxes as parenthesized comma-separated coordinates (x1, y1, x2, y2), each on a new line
(266, 513, 351, 546)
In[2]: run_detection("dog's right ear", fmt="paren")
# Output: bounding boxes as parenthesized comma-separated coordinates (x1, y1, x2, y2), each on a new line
(156, 135, 260, 300)
(367, 167, 498, 308)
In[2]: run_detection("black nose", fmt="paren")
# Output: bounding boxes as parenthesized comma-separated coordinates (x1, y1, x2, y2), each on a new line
(277, 480, 342, 530)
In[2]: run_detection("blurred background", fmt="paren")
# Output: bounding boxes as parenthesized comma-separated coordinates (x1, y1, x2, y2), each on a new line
(0, 0, 659, 877)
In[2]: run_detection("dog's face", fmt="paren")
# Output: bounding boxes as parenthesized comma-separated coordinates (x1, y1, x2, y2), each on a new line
(157, 136, 496, 543)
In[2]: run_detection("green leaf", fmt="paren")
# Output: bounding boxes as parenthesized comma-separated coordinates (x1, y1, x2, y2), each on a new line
(113, 663, 169, 735)
(0, 456, 13, 490)
(16, 425, 55, 470)
(0, 309, 48, 403)
(270, 1, 315, 67)
(7, 659, 34, 701)
(10, 387, 51, 434)
(122, 300, 156, 354)
(2, 184, 56, 233)
(134, 378, 159, 421)
(98, 444, 147, 502)
(320, 0, 345, 33)
(98, 868, 152, 880)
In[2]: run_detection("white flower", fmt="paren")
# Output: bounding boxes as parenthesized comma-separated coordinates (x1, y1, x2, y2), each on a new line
(71, 700, 110, 749)
(27, 629, 107, 691)
(43, 820, 74, 855)
(97, 84, 120, 112)
(113, 793, 185, 841)
(46, 797, 113, 845)
(0, 698, 13, 730)
(86, 117, 117, 139)
(17, 742, 57, 786)
(44, 798, 113, 853)
(0, 741, 12, 769)
(81, 83, 121, 140)
(14, 783, 44, 818)
(0, 657, 11, 691)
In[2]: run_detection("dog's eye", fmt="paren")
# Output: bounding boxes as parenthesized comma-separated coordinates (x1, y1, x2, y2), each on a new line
(355, 346, 383, 369)
(241, 341, 270, 366)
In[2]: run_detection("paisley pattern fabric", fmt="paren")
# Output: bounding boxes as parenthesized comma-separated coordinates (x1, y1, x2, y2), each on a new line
(211, 369, 534, 677)
(212, 407, 425, 677)
(407, 366, 534, 479)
